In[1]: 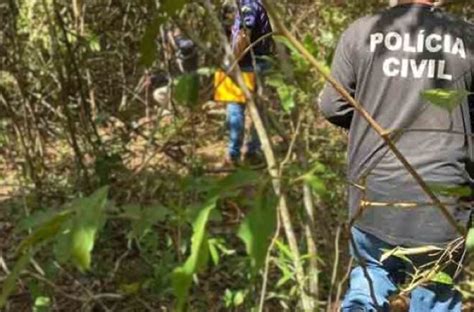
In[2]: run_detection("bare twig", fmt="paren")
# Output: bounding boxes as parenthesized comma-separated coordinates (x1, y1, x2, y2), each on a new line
(258, 206, 282, 312)
(326, 225, 342, 312)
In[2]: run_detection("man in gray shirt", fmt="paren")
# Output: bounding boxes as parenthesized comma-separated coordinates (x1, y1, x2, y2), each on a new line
(320, 0, 474, 310)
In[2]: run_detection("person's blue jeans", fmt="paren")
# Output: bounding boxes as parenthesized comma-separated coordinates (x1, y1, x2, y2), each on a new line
(226, 61, 270, 160)
(343, 227, 462, 312)
(226, 103, 260, 160)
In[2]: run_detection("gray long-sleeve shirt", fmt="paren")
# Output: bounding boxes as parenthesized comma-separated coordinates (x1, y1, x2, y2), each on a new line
(320, 3, 474, 246)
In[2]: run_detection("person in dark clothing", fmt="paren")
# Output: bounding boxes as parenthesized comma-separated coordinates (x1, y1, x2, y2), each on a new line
(222, 3, 237, 39)
(147, 27, 198, 107)
(320, 0, 474, 310)
(224, 0, 273, 165)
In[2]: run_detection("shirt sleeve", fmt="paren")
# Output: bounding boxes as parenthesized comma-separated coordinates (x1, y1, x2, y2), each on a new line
(319, 30, 356, 130)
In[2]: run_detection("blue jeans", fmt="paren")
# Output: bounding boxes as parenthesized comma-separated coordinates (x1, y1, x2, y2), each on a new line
(227, 103, 260, 159)
(343, 227, 462, 312)
(226, 61, 271, 159)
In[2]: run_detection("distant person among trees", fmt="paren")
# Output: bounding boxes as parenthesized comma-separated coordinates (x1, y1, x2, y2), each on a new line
(320, 0, 473, 311)
(221, 3, 237, 39)
(146, 27, 198, 108)
(221, 0, 273, 166)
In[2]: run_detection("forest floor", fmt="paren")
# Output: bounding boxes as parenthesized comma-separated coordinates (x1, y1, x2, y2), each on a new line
(1, 104, 474, 311)
(0, 104, 288, 311)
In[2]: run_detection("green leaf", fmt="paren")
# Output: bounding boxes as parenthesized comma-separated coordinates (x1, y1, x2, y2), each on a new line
(421, 89, 471, 112)
(428, 184, 472, 198)
(466, 228, 474, 252)
(196, 67, 216, 77)
(208, 239, 220, 266)
(69, 186, 109, 272)
(273, 35, 301, 58)
(237, 187, 277, 273)
(174, 73, 200, 107)
(17, 209, 61, 233)
(304, 174, 327, 196)
(33, 296, 51, 312)
(17, 211, 74, 255)
(119, 282, 141, 295)
(266, 75, 296, 112)
(172, 197, 217, 311)
(275, 239, 294, 260)
(71, 227, 95, 272)
(86, 32, 100, 52)
(209, 169, 261, 198)
(161, 0, 187, 16)
(140, 16, 167, 67)
(430, 271, 454, 285)
(123, 204, 170, 240)
(233, 290, 246, 307)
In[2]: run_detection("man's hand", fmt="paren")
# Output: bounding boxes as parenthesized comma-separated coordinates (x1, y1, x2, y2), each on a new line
(233, 28, 251, 59)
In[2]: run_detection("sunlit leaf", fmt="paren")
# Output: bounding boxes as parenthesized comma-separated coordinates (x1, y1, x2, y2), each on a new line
(430, 271, 454, 285)
(304, 174, 327, 196)
(275, 239, 293, 260)
(71, 227, 95, 273)
(69, 186, 109, 272)
(208, 239, 220, 266)
(233, 290, 246, 307)
(466, 228, 474, 252)
(421, 89, 471, 112)
(86, 32, 101, 52)
(172, 197, 217, 312)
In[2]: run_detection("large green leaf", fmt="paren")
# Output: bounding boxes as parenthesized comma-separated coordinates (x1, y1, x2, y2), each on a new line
(69, 186, 109, 272)
(140, 16, 167, 67)
(1, 208, 76, 307)
(421, 89, 471, 112)
(174, 73, 200, 107)
(172, 197, 218, 311)
(17, 211, 73, 255)
(237, 187, 277, 273)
